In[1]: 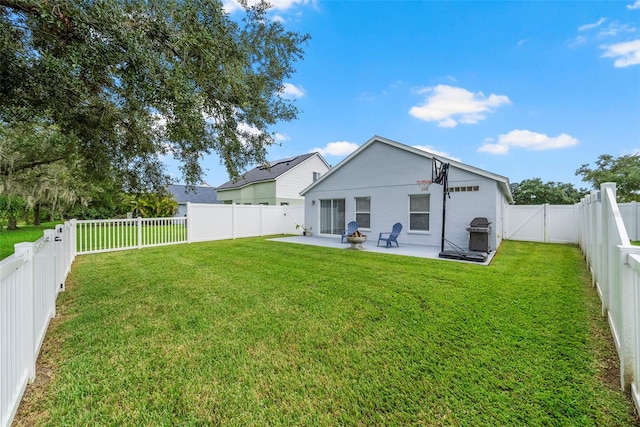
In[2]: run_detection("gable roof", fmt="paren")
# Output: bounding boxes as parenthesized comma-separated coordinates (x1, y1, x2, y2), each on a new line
(216, 152, 328, 190)
(300, 135, 513, 203)
(167, 184, 219, 204)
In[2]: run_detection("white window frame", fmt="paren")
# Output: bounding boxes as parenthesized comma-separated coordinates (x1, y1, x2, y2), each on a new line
(355, 197, 371, 229)
(408, 194, 430, 233)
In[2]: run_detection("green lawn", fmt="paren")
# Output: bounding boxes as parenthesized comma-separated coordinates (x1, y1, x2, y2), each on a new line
(14, 239, 640, 426)
(0, 222, 62, 260)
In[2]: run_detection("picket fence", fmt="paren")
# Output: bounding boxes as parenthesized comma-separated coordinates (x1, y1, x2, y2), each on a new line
(1, 196, 639, 426)
(577, 183, 640, 412)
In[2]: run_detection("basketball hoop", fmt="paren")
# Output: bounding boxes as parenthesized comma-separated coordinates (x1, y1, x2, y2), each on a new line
(416, 179, 433, 191)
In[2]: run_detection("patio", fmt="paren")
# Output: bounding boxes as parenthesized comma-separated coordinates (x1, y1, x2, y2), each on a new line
(270, 235, 497, 265)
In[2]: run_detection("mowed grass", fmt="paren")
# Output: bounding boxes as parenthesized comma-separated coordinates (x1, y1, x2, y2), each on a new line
(15, 239, 639, 426)
(0, 222, 61, 260)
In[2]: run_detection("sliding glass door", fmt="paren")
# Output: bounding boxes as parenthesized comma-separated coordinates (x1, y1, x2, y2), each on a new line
(320, 199, 345, 235)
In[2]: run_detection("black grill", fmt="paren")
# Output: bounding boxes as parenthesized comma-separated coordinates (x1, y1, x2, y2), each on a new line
(467, 217, 492, 252)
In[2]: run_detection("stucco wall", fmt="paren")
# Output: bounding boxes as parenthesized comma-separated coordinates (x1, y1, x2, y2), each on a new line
(304, 141, 503, 250)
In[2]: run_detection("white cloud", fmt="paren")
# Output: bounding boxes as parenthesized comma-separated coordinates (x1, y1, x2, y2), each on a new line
(579, 18, 606, 31)
(601, 39, 640, 67)
(478, 130, 579, 155)
(567, 35, 587, 48)
(598, 22, 636, 38)
(273, 132, 290, 142)
(409, 85, 511, 128)
(280, 83, 305, 99)
(628, 1, 640, 10)
(310, 141, 359, 157)
(413, 145, 461, 162)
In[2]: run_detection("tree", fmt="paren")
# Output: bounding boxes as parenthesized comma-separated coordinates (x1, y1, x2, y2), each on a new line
(0, 195, 25, 230)
(129, 193, 178, 218)
(0, 0, 309, 190)
(0, 121, 94, 222)
(512, 178, 587, 205)
(576, 154, 640, 202)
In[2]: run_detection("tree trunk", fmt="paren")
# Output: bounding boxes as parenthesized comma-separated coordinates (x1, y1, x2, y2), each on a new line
(34, 203, 41, 226)
(7, 216, 17, 230)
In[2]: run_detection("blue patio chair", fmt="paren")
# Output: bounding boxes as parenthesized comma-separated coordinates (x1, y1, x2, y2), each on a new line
(341, 221, 359, 243)
(377, 223, 402, 248)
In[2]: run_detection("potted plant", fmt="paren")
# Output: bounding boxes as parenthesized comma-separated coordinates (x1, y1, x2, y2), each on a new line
(296, 224, 312, 236)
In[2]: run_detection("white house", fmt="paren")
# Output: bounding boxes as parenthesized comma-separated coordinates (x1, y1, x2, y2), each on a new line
(300, 136, 513, 252)
(216, 152, 330, 206)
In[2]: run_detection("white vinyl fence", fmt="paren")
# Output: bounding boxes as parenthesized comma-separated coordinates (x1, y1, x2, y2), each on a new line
(0, 222, 73, 427)
(577, 183, 640, 413)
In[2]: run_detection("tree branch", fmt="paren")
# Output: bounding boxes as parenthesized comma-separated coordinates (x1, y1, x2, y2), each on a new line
(1, 155, 68, 177)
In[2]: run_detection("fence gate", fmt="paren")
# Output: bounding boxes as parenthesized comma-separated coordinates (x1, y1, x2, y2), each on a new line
(505, 205, 546, 242)
(505, 204, 578, 244)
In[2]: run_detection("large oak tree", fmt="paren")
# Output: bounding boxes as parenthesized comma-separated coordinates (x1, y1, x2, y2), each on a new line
(1, 0, 309, 191)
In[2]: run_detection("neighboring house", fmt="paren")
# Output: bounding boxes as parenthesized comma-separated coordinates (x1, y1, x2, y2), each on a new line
(300, 136, 513, 251)
(216, 152, 330, 206)
(168, 183, 220, 217)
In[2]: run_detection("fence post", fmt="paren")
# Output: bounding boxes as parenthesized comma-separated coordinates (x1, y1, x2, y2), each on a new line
(186, 203, 192, 243)
(232, 203, 236, 239)
(70, 219, 77, 262)
(543, 203, 549, 243)
(13, 242, 36, 382)
(137, 217, 143, 249)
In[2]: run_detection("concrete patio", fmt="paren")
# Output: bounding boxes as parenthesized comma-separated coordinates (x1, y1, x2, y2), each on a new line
(269, 235, 496, 265)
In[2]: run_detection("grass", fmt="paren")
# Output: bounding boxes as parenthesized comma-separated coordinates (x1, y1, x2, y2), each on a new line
(0, 222, 61, 260)
(14, 238, 640, 426)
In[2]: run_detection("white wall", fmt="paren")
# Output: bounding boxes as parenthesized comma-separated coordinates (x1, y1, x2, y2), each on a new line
(277, 154, 330, 201)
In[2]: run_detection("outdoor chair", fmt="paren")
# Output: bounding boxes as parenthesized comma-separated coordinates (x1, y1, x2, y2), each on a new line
(377, 222, 402, 248)
(341, 221, 359, 243)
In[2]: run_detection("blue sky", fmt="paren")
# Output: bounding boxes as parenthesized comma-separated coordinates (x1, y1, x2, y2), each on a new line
(170, 0, 640, 189)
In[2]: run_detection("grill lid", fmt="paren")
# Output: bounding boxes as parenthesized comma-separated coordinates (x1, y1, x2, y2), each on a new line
(469, 217, 491, 227)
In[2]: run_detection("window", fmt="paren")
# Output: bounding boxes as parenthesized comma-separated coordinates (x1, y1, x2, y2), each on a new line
(320, 199, 345, 235)
(447, 185, 480, 193)
(355, 197, 371, 228)
(409, 194, 430, 232)
(313, 171, 321, 182)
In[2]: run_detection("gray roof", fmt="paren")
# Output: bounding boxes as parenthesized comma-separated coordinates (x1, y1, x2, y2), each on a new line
(167, 184, 219, 204)
(216, 153, 319, 190)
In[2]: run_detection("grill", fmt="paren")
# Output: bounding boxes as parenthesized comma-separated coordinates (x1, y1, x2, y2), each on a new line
(467, 217, 492, 252)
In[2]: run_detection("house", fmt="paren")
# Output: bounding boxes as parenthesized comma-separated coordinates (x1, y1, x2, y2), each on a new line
(300, 136, 513, 252)
(216, 152, 330, 206)
(167, 183, 220, 217)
